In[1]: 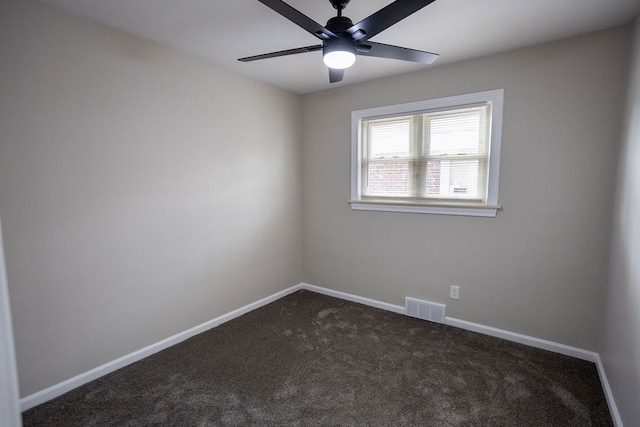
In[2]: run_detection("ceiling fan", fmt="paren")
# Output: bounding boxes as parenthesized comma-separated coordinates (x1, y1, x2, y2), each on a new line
(238, 0, 439, 83)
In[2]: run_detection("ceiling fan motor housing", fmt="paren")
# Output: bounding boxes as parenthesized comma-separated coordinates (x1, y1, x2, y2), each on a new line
(329, 0, 350, 11)
(325, 16, 355, 34)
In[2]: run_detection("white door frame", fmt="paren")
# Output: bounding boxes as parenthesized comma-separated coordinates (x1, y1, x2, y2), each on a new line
(0, 215, 22, 426)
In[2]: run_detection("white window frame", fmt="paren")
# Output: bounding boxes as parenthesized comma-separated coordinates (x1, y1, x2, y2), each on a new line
(350, 89, 504, 217)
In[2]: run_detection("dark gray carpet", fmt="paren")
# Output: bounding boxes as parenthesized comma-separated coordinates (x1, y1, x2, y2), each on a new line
(23, 290, 612, 426)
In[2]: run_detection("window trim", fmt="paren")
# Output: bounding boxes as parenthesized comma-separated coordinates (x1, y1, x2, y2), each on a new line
(350, 89, 504, 217)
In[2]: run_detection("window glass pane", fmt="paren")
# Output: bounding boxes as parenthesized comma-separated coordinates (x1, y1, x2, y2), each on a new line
(427, 109, 485, 156)
(368, 118, 411, 158)
(366, 160, 410, 196)
(426, 159, 483, 200)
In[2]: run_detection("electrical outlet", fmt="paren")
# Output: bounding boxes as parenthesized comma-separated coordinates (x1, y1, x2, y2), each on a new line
(450, 285, 460, 300)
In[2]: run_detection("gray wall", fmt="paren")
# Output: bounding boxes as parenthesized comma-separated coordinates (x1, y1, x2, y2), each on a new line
(600, 17, 640, 426)
(301, 27, 630, 351)
(0, 0, 302, 397)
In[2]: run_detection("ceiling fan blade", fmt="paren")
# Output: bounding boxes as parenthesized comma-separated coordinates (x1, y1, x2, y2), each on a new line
(258, 0, 337, 40)
(329, 68, 345, 83)
(347, 0, 436, 42)
(358, 41, 438, 64)
(238, 45, 322, 62)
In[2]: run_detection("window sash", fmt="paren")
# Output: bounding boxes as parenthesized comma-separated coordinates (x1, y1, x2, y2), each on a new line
(360, 105, 490, 203)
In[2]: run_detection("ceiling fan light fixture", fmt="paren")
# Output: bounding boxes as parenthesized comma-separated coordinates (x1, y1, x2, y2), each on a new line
(239, 0, 440, 83)
(323, 40, 356, 69)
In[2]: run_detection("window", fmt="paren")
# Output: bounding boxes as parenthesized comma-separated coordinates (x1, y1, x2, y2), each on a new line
(350, 89, 504, 217)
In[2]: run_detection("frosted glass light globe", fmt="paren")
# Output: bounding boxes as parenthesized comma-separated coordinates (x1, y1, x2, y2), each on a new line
(323, 50, 356, 69)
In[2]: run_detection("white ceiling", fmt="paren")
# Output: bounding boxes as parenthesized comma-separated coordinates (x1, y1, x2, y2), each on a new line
(39, 0, 640, 94)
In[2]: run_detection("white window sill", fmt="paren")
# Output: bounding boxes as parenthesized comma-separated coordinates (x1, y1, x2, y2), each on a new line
(348, 200, 500, 217)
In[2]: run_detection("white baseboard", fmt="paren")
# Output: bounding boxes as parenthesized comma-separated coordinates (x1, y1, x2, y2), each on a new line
(595, 355, 623, 427)
(299, 283, 405, 314)
(21, 282, 621, 427)
(444, 317, 598, 362)
(300, 284, 598, 361)
(20, 283, 304, 411)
